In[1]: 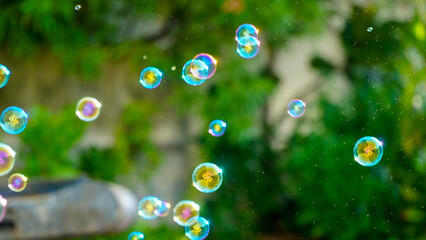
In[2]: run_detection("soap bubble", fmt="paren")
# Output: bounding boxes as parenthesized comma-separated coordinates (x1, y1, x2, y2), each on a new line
(155, 201, 171, 217)
(0, 195, 6, 223)
(182, 60, 207, 86)
(138, 196, 162, 220)
(0, 64, 11, 88)
(8, 173, 28, 192)
(208, 119, 226, 137)
(76, 97, 101, 122)
(75, 5, 81, 10)
(173, 200, 200, 226)
(236, 37, 260, 59)
(353, 136, 383, 166)
(128, 231, 144, 240)
(287, 99, 306, 118)
(0, 106, 28, 134)
(191, 54, 217, 79)
(367, 27, 373, 32)
(140, 67, 163, 89)
(0, 143, 16, 177)
(192, 162, 223, 193)
(185, 217, 210, 240)
(235, 24, 259, 45)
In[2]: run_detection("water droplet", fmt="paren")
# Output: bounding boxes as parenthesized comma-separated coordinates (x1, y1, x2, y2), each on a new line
(208, 120, 226, 137)
(185, 217, 210, 240)
(353, 136, 383, 166)
(140, 67, 163, 89)
(0, 64, 11, 88)
(8, 173, 28, 192)
(0, 143, 16, 177)
(76, 97, 101, 122)
(287, 99, 306, 118)
(0, 106, 28, 134)
(192, 162, 223, 193)
(138, 196, 162, 220)
(173, 200, 200, 226)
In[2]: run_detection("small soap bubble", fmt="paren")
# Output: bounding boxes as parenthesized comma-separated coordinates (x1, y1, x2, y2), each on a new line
(155, 201, 171, 217)
(0, 64, 11, 88)
(128, 231, 144, 240)
(75, 5, 81, 10)
(185, 217, 210, 240)
(8, 173, 28, 192)
(0, 143, 16, 177)
(0, 195, 6, 223)
(191, 53, 217, 79)
(182, 60, 207, 86)
(138, 196, 162, 220)
(208, 120, 226, 137)
(76, 97, 101, 122)
(140, 67, 163, 89)
(235, 24, 259, 45)
(236, 37, 261, 59)
(0, 106, 28, 134)
(287, 99, 306, 118)
(353, 136, 383, 166)
(171, 66, 176, 71)
(367, 27, 373, 32)
(142, 55, 147, 60)
(192, 162, 223, 193)
(173, 200, 200, 226)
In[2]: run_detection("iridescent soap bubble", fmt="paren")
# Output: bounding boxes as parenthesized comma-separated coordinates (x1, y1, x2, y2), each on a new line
(0, 143, 16, 177)
(236, 37, 261, 59)
(191, 54, 217, 79)
(287, 99, 306, 118)
(182, 60, 207, 86)
(192, 162, 223, 193)
(138, 196, 162, 220)
(173, 200, 200, 226)
(0, 195, 6, 223)
(76, 97, 101, 122)
(353, 136, 383, 166)
(0, 106, 28, 134)
(155, 201, 171, 217)
(367, 27, 373, 32)
(128, 231, 144, 240)
(185, 217, 210, 240)
(0, 64, 11, 88)
(235, 24, 259, 45)
(208, 120, 226, 137)
(75, 5, 81, 10)
(8, 173, 28, 192)
(140, 67, 163, 89)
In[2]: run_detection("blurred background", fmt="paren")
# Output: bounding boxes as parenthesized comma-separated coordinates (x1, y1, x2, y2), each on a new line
(0, 0, 425, 239)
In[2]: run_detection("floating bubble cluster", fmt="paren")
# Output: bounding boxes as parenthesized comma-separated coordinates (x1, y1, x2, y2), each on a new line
(208, 119, 226, 137)
(0, 195, 6, 223)
(76, 97, 101, 122)
(287, 99, 306, 118)
(173, 200, 200, 226)
(155, 201, 171, 217)
(0, 64, 11, 88)
(140, 67, 163, 89)
(367, 27, 373, 32)
(8, 173, 28, 192)
(185, 217, 210, 240)
(128, 231, 144, 240)
(138, 196, 162, 220)
(235, 24, 261, 58)
(0, 143, 16, 177)
(192, 162, 223, 193)
(353, 136, 383, 166)
(0, 106, 28, 134)
(182, 54, 217, 86)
